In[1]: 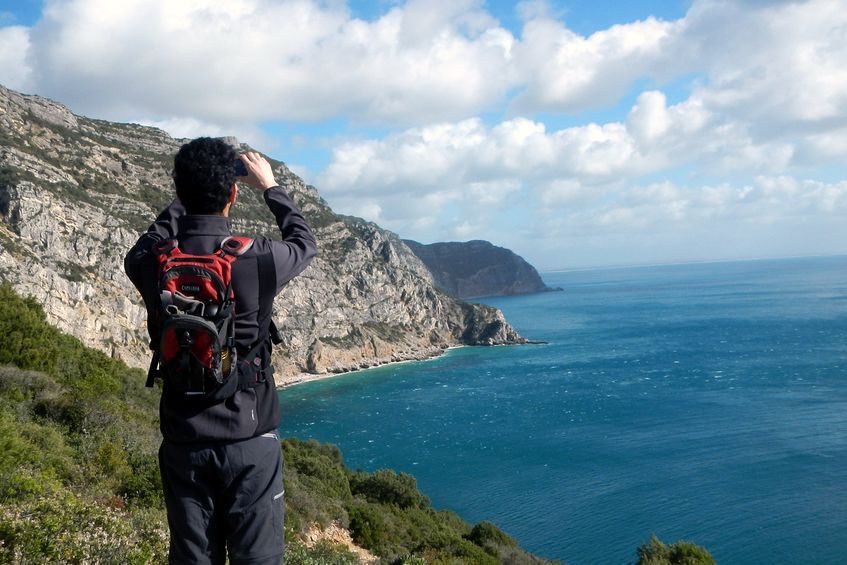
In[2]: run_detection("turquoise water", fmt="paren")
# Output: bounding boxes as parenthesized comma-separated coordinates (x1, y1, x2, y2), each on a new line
(278, 256, 847, 564)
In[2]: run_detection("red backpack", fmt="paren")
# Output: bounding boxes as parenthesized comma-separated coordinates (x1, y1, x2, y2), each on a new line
(146, 236, 253, 396)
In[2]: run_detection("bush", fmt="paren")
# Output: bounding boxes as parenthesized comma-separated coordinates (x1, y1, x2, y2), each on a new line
(417, 540, 499, 565)
(636, 535, 716, 565)
(350, 468, 430, 509)
(283, 438, 352, 531)
(0, 284, 129, 407)
(347, 500, 387, 549)
(284, 438, 351, 500)
(466, 520, 518, 550)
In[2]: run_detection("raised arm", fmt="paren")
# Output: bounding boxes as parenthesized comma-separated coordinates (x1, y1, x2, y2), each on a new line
(238, 152, 318, 293)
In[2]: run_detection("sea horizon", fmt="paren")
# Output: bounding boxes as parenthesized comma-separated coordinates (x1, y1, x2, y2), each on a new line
(541, 251, 847, 275)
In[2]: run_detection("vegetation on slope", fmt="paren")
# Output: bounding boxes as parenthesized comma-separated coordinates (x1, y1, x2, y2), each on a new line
(0, 283, 550, 564)
(0, 283, 714, 564)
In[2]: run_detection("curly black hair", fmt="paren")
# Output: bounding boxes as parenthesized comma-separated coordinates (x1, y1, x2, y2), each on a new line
(172, 137, 237, 214)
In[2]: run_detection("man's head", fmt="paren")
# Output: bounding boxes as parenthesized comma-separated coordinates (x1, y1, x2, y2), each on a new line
(173, 137, 237, 215)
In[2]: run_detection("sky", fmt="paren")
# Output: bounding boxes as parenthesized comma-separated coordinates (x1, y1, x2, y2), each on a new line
(0, 0, 846, 270)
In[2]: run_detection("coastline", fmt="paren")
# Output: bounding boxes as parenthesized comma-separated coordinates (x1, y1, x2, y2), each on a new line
(275, 345, 459, 389)
(274, 340, 546, 390)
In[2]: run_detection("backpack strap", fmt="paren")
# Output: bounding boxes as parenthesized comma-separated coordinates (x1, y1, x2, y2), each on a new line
(146, 347, 160, 388)
(237, 247, 277, 389)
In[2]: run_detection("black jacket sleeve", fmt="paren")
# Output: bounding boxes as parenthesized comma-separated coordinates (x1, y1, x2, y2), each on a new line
(262, 186, 318, 294)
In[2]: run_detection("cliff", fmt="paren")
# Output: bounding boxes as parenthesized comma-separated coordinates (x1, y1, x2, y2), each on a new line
(0, 84, 526, 384)
(403, 239, 552, 298)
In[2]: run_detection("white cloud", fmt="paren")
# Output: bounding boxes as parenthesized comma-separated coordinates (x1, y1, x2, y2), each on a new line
(510, 15, 678, 114)
(317, 89, 802, 224)
(315, 76, 847, 267)
(544, 176, 847, 240)
(0, 26, 33, 92)
(516, 175, 847, 268)
(680, 0, 847, 133)
(135, 117, 231, 140)
(18, 0, 516, 127)
(318, 115, 646, 200)
(134, 116, 276, 152)
(539, 179, 601, 206)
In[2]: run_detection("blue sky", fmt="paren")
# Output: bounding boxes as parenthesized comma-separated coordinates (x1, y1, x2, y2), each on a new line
(1, 0, 846, 270)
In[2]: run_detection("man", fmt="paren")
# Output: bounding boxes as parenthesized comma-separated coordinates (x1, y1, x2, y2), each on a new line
(124, 137, 317, 564)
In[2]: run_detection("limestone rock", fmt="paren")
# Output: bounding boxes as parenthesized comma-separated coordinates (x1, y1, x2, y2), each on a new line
(0, 83, 527, 384)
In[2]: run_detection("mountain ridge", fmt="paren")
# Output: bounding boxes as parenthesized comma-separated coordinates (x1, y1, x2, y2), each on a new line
(403, 238, 555, 299)
(0, 83, 527, 384)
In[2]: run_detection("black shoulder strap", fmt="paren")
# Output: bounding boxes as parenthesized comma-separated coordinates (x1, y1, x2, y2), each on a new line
(261, 248, 283, 344)
(257, 247, 276, 339)
(237, 247, 278, 389)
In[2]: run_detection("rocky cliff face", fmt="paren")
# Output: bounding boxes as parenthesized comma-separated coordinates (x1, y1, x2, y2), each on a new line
(403, 239, 550, 298)
(0, 85, 526, 384)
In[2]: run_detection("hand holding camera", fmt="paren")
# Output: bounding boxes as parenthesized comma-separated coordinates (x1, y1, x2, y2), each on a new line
(234, 152, 277, 191)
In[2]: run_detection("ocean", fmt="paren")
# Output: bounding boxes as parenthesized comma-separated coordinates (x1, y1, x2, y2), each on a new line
(277, 256, 847, 564)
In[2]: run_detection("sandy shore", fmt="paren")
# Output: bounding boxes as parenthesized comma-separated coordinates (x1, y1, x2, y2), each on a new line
(273, 340, 543, 390)
(275, 346, 458, 389)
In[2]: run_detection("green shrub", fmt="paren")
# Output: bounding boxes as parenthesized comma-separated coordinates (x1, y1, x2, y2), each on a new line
(283, 438, 352, 530)
(466, 520, 518, 550)
(349, 468, 430, 509)
(0, 288, 61, 374)
(636, 535, 716, 565)
(284, 438, 351, 500)
(418, 540, 499, 565)
(347, 500, 387, 549)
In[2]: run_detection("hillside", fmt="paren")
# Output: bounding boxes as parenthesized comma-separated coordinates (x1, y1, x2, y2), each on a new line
(404, 239, 553, 298)
(0, 84, 526, 384)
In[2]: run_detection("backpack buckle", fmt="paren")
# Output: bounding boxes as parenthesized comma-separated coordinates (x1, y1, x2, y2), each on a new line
(220, 236, 254, 257)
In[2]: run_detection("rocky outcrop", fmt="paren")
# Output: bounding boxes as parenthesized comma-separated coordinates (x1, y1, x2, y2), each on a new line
(0, 84, 527, 384)
(403, 239, 552, 298)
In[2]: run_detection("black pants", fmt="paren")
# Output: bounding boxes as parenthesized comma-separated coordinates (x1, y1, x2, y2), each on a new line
(159, 433, 285, 565)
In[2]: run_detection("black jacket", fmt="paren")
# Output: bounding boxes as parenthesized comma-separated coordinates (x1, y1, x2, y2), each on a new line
(124, 186, 317, 443)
